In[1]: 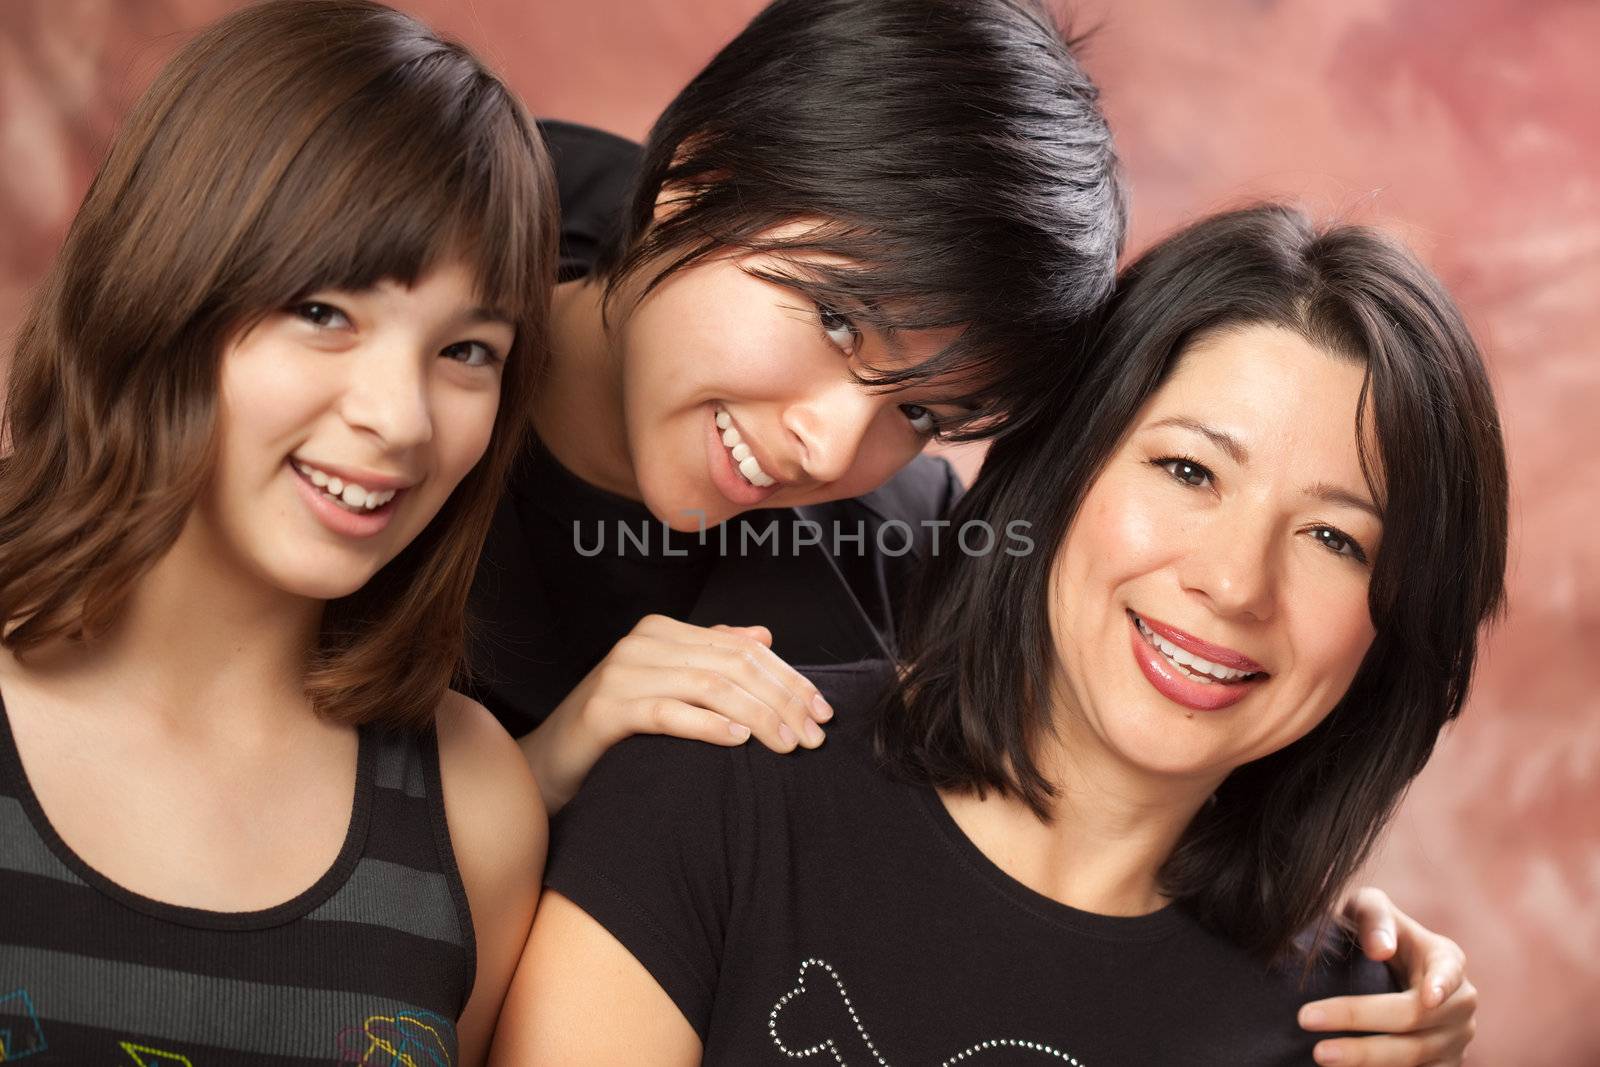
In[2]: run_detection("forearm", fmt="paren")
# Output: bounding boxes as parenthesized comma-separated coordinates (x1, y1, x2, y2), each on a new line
(518, 699, 607, 814)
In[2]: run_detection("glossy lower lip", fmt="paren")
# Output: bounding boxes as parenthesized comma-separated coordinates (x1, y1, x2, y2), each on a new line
(1128, 612, 1264, 712)
(288, 459, 400, 539)
(704, 402, 781, 509)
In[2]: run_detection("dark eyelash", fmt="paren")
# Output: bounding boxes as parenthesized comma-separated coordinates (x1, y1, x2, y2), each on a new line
(292, 301, 345, 327)
(816, 302, 860, 342)
(1310, 525, 1370, 565)
(1151, 454, 1213, 488)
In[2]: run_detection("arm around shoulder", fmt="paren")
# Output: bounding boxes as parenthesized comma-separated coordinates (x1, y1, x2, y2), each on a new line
(435, 690, 548, 1066)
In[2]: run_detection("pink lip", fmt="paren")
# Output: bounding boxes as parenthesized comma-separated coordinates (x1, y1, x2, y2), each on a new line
(1134, 611, 1265, 673)
(1127, 613, 1266, 713)
(704, 403, 782, 508)
(287, 460, 401, 539)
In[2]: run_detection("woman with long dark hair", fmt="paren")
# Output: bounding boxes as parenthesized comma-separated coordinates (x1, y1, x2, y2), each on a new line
(469, 0, 1474, 1045)
(494, 205, 1500, 1066)
(0, 3, 555, 1061)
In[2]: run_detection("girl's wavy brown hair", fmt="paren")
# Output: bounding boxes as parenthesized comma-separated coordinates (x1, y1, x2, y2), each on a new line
(0, 0, 557, 728)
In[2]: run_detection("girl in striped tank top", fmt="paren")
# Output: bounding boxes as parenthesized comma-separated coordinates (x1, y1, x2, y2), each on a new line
(0, 2, 556, 1062)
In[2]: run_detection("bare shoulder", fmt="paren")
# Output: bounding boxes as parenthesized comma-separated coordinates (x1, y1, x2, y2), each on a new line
(434, 693, 547, 1061)
(434, 689, 547, 883)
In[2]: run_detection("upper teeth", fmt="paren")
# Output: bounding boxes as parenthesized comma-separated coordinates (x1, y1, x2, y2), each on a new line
(296, 462, 397, 510)
(714, 409, 776, 488)
(1135, 615, 1253, 683)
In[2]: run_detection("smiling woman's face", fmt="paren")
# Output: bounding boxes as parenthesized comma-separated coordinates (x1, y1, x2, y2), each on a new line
(1047, 324, 1383, 784)
(197, 258, 514, 603)
(612, 236, 971, 531)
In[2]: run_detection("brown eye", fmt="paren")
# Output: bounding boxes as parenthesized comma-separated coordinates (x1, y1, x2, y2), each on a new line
(816, 303, 858, 353)
(442, 340, 500, 367)
(1156, 457, 1212, 488)
(1309, 525, 1369, 563)
(293, 302, 350, 330)
(900, 404, 937, 435)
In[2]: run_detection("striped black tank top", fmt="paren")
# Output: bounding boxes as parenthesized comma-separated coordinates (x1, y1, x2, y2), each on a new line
(0, 695, 476, 1065)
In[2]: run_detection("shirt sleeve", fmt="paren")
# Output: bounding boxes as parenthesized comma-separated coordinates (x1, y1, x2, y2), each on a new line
(542, 733, 751, 1040)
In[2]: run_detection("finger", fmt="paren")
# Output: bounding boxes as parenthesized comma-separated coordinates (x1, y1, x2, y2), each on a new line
(622, 621, 830, 742)
(649, 664, 804, 753)
(1300, 991, 1427, 1036)
(681, 624, 831, 733)
(1311, 1024, 1464, 1067)
(1418, 951, 1464, 1011)
(1301, 980, 1475, 1037)
(1344, 886, 1399, 962)
(711, 624, 773, 645)
(600, 637, 794, 749)
(1391, 913, 1465, 1010)
(705, 639, 832, 740)
(625, 698, 754, 746)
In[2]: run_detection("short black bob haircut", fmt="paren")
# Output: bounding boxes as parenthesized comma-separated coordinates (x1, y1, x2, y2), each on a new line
(593, 0, 1125, 441)
(880, 204, 1509, 960)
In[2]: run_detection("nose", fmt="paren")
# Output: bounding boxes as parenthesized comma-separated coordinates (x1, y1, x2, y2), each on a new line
(781, 379, 880, 485)
(339, 345, 434, 450)
(1178, 509, 1279, 623)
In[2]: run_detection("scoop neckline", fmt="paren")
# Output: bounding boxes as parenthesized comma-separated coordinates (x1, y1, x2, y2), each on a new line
(0, 688, 375, 931)
(912, 778, 1186, 945)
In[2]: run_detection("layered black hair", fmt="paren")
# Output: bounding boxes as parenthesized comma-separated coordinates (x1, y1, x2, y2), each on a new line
(594, 0, 1125, 440)
(880, 204, 1509, 959)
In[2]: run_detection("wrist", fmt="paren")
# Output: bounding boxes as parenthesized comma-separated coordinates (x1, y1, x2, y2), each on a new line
(525, 694, 609, 813)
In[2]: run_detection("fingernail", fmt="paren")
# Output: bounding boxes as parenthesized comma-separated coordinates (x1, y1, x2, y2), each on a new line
(803, 720, 825, 747)
(811, 694, 834, 722)
(728, 722, 751, 742)
(1314, 1043, 1343, 1065)
(1299, 1006, 1327, 1029)
(1428, 981, 1446, 1006)
(778, 723, 798, 749)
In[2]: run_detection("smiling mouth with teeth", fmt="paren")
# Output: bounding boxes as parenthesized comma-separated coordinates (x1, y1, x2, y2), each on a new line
(293, 461, 399, 512)
(1132, 612, 1263, 685)
(714, 408, 777, 488)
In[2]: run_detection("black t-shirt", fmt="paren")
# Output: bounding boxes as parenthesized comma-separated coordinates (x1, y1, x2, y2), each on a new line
(465, 121, 965, 736)
(546, 663, 1394, 1066)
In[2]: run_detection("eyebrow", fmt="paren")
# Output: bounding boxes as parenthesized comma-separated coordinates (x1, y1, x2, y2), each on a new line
(1306, 482, 1384, 521)
(1150, 416, 1249, 466)
(1151, 415, 1382, 520)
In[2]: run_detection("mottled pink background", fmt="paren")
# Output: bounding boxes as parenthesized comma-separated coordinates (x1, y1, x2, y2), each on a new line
(2, 1, 1596, 1062)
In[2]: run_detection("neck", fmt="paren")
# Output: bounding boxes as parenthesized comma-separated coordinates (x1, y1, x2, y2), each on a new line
(5, 519, 322, 736)
(942, 715, 1222, 917)
(532, 278, 639, 499)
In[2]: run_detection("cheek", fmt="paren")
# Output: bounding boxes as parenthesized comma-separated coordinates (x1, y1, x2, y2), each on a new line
(431, 388, 500, 483)
(216, 341, 335, 471)
(1296, 593, 1376, 699)
(841, 420, 927, 491)
(1067, 471, 1175, 588)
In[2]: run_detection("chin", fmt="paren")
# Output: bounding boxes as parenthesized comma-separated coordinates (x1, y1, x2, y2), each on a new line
(274, 569, 378, 602)
(640, 469, 723, 531)
(254, 546, 386, 602)
(1100, 715, 1238, 782)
